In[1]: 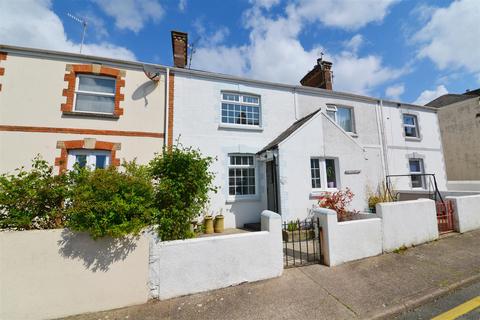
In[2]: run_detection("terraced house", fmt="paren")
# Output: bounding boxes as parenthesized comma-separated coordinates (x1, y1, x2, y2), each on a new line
(0, 31, 448, 228)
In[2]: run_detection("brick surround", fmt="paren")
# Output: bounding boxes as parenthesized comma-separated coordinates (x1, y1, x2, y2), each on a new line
(0, 51, 7, 91)
(55, 138, 121, 174)
(61, 64, 126, 117)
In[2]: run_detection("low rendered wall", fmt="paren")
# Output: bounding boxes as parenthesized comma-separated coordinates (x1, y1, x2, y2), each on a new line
(148, 210, 283, 300)
(376, 199, 438, 252)
(313, 209, 382, 266)
(446, 194, 480, 233)
(0, 229, 149, 320)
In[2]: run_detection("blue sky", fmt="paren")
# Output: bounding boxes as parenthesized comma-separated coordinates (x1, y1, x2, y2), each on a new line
(1, 0, 479, 104)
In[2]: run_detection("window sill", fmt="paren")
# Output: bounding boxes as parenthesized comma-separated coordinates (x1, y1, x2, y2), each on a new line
(405, 136, 422, 142)
(62, 111, 119, 120)
(348, 132, 358, 138)
(226, 195, 261, 203)
(218, 123, 264, 132)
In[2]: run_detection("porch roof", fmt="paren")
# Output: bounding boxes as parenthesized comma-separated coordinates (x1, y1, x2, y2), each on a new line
(257, 109, 320, 154)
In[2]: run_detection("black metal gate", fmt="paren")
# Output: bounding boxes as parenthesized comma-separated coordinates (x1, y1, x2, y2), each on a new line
(282, 217, 323, 268)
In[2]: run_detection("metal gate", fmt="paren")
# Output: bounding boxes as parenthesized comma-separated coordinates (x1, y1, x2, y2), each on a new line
(436, 200, 455, 233)
(282, 217, 323, 268)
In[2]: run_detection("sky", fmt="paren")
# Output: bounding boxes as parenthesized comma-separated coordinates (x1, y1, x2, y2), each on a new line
(1, 0, 479, 105)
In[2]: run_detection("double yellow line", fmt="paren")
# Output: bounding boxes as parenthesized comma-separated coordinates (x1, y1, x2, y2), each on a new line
(432, 296, 480, 320)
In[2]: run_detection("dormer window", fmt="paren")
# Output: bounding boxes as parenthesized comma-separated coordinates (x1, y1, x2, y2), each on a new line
(74, 75, 116, 114)
(221, 92, 260, 126)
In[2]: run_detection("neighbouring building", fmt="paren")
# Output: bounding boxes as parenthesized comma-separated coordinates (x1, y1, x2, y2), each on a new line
(426, 89, 480, 191)
(0, 31, 448, 228)
(0, 45, 167, 174)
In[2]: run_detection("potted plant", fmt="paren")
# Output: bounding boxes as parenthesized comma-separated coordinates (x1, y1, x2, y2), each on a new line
(327, 166, 336, 188)
(214, 210, 224, 233)
(203, 215, 214, 234)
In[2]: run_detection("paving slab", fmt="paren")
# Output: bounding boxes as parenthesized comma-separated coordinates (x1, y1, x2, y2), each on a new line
(61, 229, 480, 320)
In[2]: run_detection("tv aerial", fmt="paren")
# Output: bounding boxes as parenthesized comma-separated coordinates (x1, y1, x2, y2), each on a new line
(67, 13, 87, 53)
(187, 36, 201, 69)
(143, 64, 161, 81)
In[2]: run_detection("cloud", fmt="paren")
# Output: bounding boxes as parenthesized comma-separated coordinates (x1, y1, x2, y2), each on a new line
(92, 0, 164, 33)
(413, 85, 448, 105)
(192, 2, 403, 95)
(178, 0, 187, 12)
(250, 0, 281, 9)
(413, 0, 480, 74)
(385, 83, 405, 100)
(292, 0, 399, 30)
(0, 0, 136, 60)
(343, 34, 364, 53)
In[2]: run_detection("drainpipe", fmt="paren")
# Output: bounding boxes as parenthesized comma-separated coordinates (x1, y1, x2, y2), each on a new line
(164, 67, 170, 148)
(378, 99, 389, 176)
(293, 88, 299, 120)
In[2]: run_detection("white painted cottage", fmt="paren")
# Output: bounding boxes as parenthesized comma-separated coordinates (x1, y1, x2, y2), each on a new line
(169, 33, 447, 228)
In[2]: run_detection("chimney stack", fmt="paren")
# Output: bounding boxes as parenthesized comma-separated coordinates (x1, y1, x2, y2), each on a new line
(300, 58, 333, 90)
(171, 31, 188, 68)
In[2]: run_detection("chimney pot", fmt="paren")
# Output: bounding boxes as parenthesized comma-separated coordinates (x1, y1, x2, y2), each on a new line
(171, 30, 188, 68)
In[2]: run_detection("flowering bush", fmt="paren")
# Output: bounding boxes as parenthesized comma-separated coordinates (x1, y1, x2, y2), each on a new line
(317, 187, 355, 221)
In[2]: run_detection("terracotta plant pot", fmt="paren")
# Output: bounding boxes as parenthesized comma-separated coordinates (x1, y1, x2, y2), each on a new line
(204, 216, 214, 234)
(214, 215, 224, 233)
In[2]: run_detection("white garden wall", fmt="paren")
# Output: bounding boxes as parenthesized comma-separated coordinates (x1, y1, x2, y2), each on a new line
(313, 208, 382, 266)
(376, 199, 438, 252)
(148, 210, 283, 300)
(446, 195, 480, 233)
(0, 229, 149, 320)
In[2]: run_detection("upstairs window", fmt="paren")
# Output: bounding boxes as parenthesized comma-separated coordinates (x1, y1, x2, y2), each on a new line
(409, 158, 425, 188)
(228, 154, 256, 196)
(326, 105, 354, 133)
(67, 150, 111, 170)
(403, 114, 419, 138)
(74, 75, 116, 114)
(221, 93, 260, 126)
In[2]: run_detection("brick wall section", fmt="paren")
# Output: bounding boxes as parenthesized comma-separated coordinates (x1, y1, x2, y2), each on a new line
(55, 138, 121, 174)
(61, 64, 126, 117)
(0, 51, 7, 92)
(167, 72, 175, 147)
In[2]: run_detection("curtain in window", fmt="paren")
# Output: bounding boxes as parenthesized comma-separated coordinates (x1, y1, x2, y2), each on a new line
(336, 108, 352, 132)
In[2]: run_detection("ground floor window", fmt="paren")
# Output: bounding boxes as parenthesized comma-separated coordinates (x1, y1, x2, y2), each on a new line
(310, 158, 338, 190)
(409, 158, 425, 188)
(228, 154, 256, 196)
(67, 150, 111, 170)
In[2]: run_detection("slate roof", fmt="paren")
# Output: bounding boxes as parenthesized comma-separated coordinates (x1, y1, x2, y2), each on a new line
(257, 109, 321, 154)
(426, 88, 480, 108)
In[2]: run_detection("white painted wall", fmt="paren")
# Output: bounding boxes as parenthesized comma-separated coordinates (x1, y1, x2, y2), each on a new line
(448, 181, 480, 192)
(381, 101, 447, 191)
(0, 229, 149, 320)
(313, 208, 383, 267)
(278, 113, 384, 221)
(376, 199, 439, 252)
(148, 210, 283, 300)
(446, 195, 480, 233)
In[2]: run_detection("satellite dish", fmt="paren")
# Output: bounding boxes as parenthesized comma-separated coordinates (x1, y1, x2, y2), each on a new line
(143, 64, 161, 81)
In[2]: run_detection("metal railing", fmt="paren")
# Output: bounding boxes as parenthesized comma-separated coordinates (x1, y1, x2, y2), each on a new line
(282, 217, 323, 268)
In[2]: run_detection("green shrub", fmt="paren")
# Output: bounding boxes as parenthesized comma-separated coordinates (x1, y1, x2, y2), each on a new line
(150, 144, 217, 241)
(0, 156, 68, 230)
(65, 161, 156, 239)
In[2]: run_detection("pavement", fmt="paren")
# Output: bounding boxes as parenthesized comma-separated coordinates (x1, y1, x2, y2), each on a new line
(61, 229, 480, 320)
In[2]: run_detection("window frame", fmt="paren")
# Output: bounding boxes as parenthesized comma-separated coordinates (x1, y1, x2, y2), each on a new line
(403, 114, 420, 139)
(310, 157, 339, 192)
(73, 74, 117, 115)
(409, 158, 425, 189)
(67, 149, 111, 170)
(325, 105, 355, 133)
(227, 153, 258, 201)
(220, 92, 262, 128)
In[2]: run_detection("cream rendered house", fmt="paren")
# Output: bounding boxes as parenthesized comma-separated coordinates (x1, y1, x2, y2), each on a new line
(0, 45, 168, 174)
